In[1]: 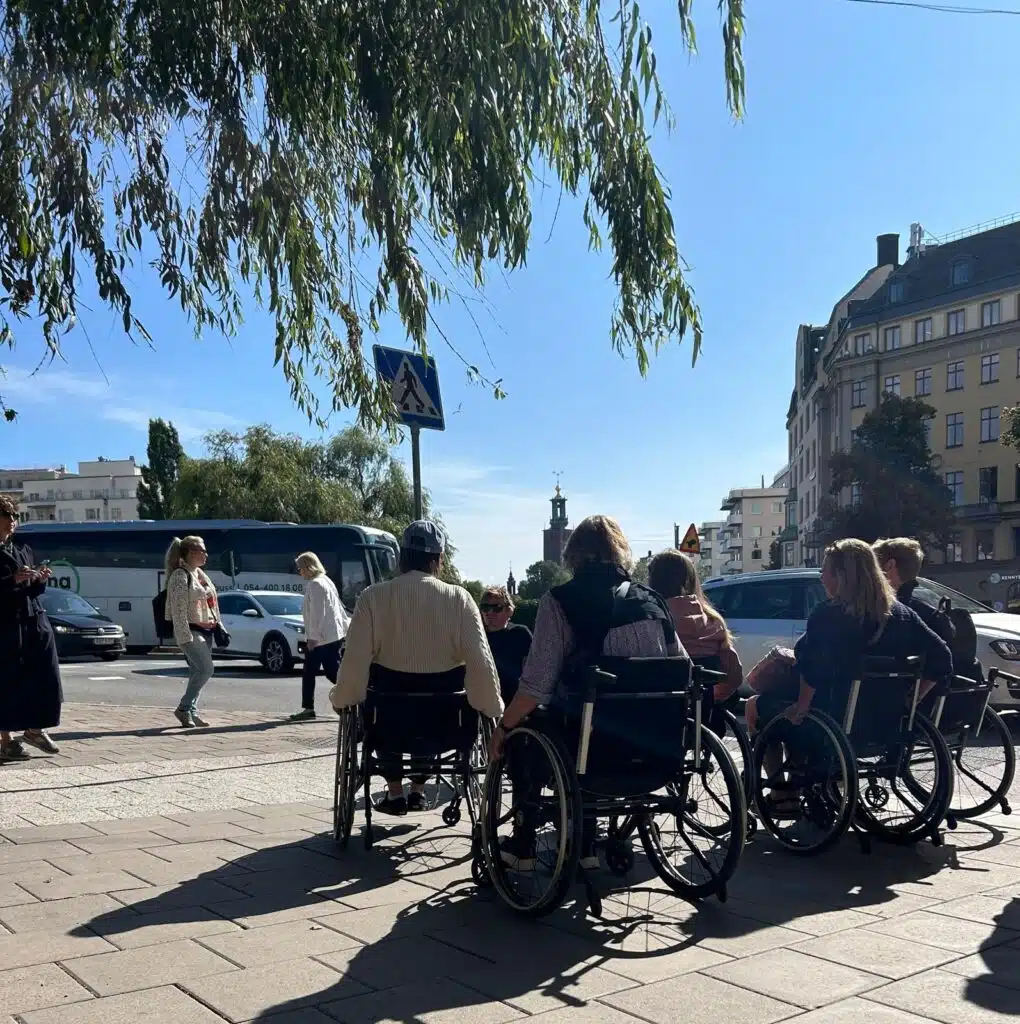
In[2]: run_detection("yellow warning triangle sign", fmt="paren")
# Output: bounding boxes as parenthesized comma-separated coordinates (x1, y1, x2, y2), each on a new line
(678, 523, 700, 555)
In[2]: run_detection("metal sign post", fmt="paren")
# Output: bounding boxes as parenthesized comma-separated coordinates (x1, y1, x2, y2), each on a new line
(372, 344, 445, 523)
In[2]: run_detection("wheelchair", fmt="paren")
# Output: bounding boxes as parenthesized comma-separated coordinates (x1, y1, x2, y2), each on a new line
(750, 656, 954, 856)
(928, 667, 1015, 826)
(478, 656, 747, 919)
(332, 664, 493, 853)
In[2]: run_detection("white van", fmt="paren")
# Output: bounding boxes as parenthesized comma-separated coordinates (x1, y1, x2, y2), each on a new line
(702, 568, 1020, 710)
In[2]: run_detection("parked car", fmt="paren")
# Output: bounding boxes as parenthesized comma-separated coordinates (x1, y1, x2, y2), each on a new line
(40, 589, 127, 661)
(216, 590, 305, 675)
(702, 568, 1020, 711)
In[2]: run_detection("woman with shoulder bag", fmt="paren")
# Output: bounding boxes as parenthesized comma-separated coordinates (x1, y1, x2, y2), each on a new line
(164, 535, 223, 728)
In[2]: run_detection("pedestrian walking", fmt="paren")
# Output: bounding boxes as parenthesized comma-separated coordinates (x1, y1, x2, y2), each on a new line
(288, 552, 350, 721)
(0, 495, 62, 760)
(164, 535, 222, 728)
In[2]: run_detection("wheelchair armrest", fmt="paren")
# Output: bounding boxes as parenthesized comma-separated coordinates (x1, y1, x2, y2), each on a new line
(989, 666, 1020, 685)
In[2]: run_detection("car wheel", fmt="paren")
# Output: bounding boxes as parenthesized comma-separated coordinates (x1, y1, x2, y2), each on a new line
(99, 653, 122, 662)
(260, 633, 294, 675)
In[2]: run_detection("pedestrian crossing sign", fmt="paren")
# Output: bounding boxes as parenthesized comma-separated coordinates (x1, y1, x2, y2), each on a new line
(678, 523, 700, 555)
(372, 345, 446, 431)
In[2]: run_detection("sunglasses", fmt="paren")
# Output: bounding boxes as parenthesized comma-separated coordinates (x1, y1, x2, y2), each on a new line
(480, 603, 507, 613)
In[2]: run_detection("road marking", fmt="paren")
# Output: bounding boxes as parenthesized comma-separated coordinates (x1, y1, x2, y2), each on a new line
(87, 676, 126, 681)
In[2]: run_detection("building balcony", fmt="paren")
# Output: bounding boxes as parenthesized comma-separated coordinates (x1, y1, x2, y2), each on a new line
(778, 525, 798, 543)
(726, 512, 743, 527)
(785, 486, 797, 503)
(954, 500, 1020, 523)
(724, 536, 743, 552)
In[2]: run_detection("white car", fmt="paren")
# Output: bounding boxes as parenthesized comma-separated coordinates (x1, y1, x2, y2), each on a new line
(216, 590, 305, 675)
(702, 568, 1020, 711)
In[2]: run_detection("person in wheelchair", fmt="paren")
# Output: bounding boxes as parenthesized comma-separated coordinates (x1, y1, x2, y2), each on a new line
(489, 514, 686, 871)
(751, 539, 953, 815)
(330, 520, 503, 815)
(647, 549, 743, 703)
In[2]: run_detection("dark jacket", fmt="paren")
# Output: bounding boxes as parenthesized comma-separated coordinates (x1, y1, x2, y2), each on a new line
(0, 540, 63, 731)
(486, 623, 532, 704)
(794, 599, 953, 716)
(896, 581, 957, 654)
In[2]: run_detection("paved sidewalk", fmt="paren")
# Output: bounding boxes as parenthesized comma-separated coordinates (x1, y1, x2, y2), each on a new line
(0, 704, 1019, 1023)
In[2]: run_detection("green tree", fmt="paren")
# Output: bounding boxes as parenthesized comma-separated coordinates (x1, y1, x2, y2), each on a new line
(632, 553, 652, 585)
(519, 559, 571, 601)
(0, 2, 745, 425)
(814, 395, 954, 549)
(766, 539, 781, 570)
(462, 580, 485, 605)
(136, 418, 184, 520)
(1000, 405, 1020, 453)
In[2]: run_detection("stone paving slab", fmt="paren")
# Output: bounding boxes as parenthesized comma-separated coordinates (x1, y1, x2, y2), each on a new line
(0, 703, 1018, 1022)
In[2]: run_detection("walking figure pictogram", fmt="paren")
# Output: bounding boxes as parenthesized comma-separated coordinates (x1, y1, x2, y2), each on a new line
(398, 364, 428, 413)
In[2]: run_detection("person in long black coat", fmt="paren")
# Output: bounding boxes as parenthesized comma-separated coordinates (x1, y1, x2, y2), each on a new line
(0, 496, 62, 760)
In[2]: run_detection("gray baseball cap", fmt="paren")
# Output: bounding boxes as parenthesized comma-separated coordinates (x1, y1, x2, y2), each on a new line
(401, 519, 447, 556)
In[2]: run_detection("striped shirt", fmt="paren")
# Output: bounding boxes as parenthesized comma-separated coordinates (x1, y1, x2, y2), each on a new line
(330, 571, 503, 719)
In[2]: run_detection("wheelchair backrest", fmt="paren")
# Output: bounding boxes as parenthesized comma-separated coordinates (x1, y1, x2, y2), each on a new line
(364, 663, 478, 753)
(563, 656, 695, 783)
(839, 655, 922, 750)
(933, 672, 992, 738)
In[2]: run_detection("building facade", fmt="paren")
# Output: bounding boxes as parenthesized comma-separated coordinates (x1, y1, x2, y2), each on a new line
(697, 520, 728, 579)
(718, 480, 789, 575)
(1, 458, 143, 522)
(542, 486, 573, 565)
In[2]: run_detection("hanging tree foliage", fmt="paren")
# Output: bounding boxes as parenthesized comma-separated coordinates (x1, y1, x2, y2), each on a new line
(0, 0, 745, 423)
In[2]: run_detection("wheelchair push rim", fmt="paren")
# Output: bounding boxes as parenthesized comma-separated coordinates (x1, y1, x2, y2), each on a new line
(945, 705, 1016, 820)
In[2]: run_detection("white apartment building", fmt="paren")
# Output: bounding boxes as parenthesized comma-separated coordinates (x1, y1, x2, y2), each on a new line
(2, 458, 143, 522)
(718, 478, 789, 575)
(697, 520, 728, 579)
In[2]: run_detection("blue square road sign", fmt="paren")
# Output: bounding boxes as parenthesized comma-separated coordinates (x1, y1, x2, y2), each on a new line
(372, 345, 445, 432)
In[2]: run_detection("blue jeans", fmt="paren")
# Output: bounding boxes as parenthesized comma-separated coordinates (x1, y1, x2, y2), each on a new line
(179, 631, 214, 713)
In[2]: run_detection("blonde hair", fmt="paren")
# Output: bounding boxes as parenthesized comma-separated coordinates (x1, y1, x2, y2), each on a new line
(165, 535, 205, 576)
(481, 584, 515, 612)
(296, 552, 327, 577)
(872, 537, 924, 582)
(648, 549, 732, 642)
(824, 538, 895, 625)
(563, 515, 633, 574)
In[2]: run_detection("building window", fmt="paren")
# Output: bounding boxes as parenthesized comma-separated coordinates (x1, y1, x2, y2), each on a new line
(750, 502, 762, 514)
(854, 333, 873, 356)
(751, 525, 763, 537)
(110, 507, 123, 520)
(981, 405, 1001, 442)
(947, 309, 966, 336)
(923, 416, 934, 448)
(915, 318, 933, 345)
(883, 374, 901, 397)
(945, 471, 964, 506)
(976, 529, 995, 561)
(783, 542, 795, 566)
(981, 352, 1000, 384)
(946, 412, 964, 448)
(946, 361, 964, 391)
(851, 381, 867, 408)
(85, 508, 98, 521)
(889, 281, 904, 303)
(884, 325, 902, 350)
(850, 483, 862, 506)
(915, 367, 932, 396)
(982, 300, 1001, 327)
(58, 509, 74, 522)
(980, 466, 999, 504)
(945, 533, 963, 563)
(951, 261, 971, 286)
(771, 501, 784, 514)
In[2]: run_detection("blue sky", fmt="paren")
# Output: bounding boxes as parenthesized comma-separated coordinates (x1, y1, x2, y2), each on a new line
(4, 0, 1020, 582)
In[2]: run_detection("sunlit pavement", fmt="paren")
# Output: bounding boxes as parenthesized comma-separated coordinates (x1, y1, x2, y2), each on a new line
(0, 703, 1018, 1023)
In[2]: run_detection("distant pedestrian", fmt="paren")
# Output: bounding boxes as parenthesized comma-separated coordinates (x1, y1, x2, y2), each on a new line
(289, 552, 350, 721)
(479, 585, 532, 704)
(165, 535, 222, 729)
(0, 495, 62, 760)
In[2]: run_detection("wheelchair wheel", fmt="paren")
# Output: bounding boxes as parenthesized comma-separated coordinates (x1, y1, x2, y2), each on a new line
(946, 706, 1015, 820)
(463, 717, 493, 828)
(639, 725, 746, 900)
(857, 712, 953, 845)
(332, 708, 360, 848)
(481, 725, 581, 917)
(751, 709, 858, 857)
(713, 707, 754, 807)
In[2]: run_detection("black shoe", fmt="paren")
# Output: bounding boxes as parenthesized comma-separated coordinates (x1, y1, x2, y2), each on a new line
(499, 833, 537, 871)
(374, 794, 407, 816)
(407, 791, 427, 812)
(287, 708, 316, 722)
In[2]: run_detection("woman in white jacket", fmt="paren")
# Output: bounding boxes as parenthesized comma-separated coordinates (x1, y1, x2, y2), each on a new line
(289, 552, 350, 721)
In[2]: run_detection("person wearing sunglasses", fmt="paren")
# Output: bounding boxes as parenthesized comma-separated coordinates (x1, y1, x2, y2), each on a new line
(0, 495, 62, 761)
(479, 586, 532, 705)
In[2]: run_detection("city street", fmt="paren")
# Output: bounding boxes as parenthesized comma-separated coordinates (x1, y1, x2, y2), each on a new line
(57, 655, 323, 717)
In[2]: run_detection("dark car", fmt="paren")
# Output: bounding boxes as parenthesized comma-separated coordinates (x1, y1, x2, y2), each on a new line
(39, 589, 127, 662)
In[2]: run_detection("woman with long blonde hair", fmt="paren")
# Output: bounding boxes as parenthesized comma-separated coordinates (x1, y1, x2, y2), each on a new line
(647, 549, 742, 700)
(164, 535, 222, 728)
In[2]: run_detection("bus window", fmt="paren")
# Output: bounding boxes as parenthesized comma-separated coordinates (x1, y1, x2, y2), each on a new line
(339, 557, 369, 610)
(230, 528, 319, 575)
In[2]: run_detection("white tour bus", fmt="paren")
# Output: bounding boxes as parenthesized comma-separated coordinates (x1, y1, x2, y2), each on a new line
(17, 519, 399, 651)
